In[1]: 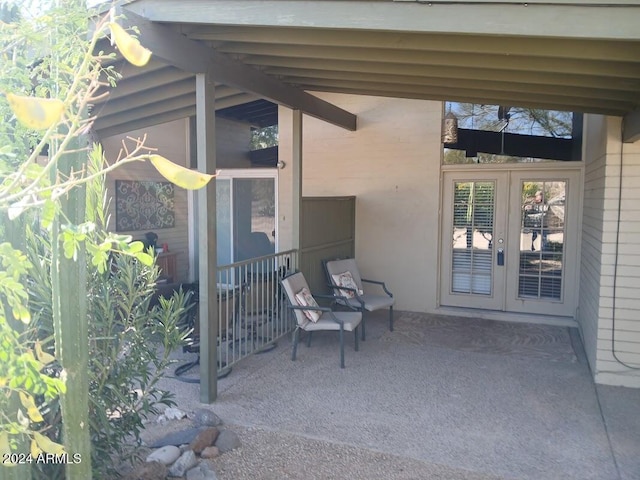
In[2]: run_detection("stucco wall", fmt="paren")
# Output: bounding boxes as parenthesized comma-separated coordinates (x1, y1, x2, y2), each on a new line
(101, 117, 253, 283)
(580, 115, 640, 388)
(101, 119, 191, 282)
(278, 94, 442, 312)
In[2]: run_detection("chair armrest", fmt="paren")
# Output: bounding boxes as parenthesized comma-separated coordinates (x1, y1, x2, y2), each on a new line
(287, 304, 332, 313)
(326, 285, 366, 310)
(361, 278, 393, 297)
(286, 304, 343, 326)
(314, 293, 343, 300)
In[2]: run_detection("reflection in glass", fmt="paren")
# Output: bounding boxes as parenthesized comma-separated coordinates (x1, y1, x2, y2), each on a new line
(518, 180, 566, 300)
(451, 181, 494, 295)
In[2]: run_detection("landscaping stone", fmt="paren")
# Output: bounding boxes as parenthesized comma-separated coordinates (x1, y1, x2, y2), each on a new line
(193, 408, 222, 427)
(190, 427, 220, 453)
(200, 446, 220, 459)
(214, 429, 241, 453)
(121, 460, 168, 480)
(163, 407, 187, 421)
(148, 426, 204, 448)
(145, 445, 181, 465)
(186, 462, 218, 480)
(168, 450, 198, 477)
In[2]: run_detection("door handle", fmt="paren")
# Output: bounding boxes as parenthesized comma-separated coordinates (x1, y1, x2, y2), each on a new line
(497, 248, 505, 266)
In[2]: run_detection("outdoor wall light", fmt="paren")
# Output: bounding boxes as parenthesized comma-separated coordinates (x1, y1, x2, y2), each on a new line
(441, 110, 459, 144)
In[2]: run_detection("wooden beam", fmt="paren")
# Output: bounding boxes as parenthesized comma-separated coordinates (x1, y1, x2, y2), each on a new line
(267, 68, 637, 104)
(623, 110, 640, 143)
(196, 73, 218, 403)
(217, 43, 640, 79)
(104, 67, 193, 100)
(292, 78, 633, 115)
(94, 93, 259, 138)
(117, 9, 357, 131)
(94, 93, 195, 130)
(193, 26, 640, 63)
(305, 85, 627, 117)
(95, 106, 196, 139)
(252, 56, 640, 92)
(98, 78, 196, 116)
(445, 128, 575, 160)
(125, 0, 640, 41)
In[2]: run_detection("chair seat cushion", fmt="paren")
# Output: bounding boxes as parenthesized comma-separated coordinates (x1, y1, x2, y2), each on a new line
(304, 311, 362, 332)
(340, 293, 395, 311)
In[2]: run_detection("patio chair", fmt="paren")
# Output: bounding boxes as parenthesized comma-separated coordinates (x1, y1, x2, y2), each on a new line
(281, 271, 362, 368)
(324, 258, 394, 341)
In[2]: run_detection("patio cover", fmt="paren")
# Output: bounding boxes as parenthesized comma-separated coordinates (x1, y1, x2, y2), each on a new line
(93, 0, 640, 141)
(90, 0, 640, 402)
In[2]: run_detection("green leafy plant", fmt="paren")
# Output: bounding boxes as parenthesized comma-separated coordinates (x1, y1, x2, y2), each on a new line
(22, 154, 192, 478)
(0, 2, 208, 478)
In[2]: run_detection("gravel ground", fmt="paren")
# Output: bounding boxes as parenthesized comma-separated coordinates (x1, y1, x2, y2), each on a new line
(207, 425, 508, 480)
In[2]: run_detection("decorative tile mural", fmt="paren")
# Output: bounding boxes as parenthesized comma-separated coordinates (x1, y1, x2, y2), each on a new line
(115, 180, 175, 232)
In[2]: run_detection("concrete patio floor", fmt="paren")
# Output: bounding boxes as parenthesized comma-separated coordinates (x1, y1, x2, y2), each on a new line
(158, 310, 640, 480)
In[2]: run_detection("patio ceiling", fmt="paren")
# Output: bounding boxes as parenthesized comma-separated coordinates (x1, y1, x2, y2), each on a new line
(93, 0, 640, 142)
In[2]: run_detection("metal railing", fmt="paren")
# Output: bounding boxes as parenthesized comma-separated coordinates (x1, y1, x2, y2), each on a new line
(215, 250, 298, 373)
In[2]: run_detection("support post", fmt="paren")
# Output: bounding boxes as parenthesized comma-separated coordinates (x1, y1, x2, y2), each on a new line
(292, 110, 303, 252)
(196, 73, 218, 402)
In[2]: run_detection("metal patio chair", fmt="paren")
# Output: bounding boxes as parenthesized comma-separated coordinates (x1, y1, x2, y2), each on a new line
(281, 271, 362, 368)
(324, 258, 394, 341)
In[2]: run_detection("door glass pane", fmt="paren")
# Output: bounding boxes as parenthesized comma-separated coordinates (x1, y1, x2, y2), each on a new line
(519, 181, 565, 300)
(233, 178, 276, 262)
(451, 181, 495, 295)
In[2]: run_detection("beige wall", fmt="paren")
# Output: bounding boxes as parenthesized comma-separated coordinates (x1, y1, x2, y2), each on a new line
(100, 117, 254, 283)
(278, 94, 443, 312)
(101, 119, 191, 282)
(580, 114, 640, 388)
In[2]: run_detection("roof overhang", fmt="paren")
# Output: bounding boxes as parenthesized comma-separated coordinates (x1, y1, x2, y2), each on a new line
(92, 0, 640, 141)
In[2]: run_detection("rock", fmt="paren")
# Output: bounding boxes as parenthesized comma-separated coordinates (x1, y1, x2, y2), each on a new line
(200, 446, 219, 459)
(148, 427, 204, 448)
(193, 408, 222, 427)
(121, 461, 168, 480)
(145, 445, 181, 465)
(186, 466, 206, 480)
(190, 427, 220, 453)
(214, 429, 241, 453)
(186, 462, 218, 480)
(156, 406, 187, 423)
(164, 407, 187, 420)
(168, 450, 198, 478)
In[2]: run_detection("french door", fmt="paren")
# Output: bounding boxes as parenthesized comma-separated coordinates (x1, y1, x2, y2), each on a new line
(440, 169, 580, 317)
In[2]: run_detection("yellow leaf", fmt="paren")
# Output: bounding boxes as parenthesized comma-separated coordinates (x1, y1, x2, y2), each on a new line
(33, 432, 65, 455)
(35, 341, 56, 366)
(149, 154, 215, 190)
(31, 438, 42, 458)
(0, 432, 15, 467)
(0, 432, 10, 456)
(6, 93, 64, 130)
(19, 392, 44, 423)
(109, 23, 152, 67)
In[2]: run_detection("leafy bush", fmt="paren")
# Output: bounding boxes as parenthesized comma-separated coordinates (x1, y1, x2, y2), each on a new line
(25, 224, 192, 478)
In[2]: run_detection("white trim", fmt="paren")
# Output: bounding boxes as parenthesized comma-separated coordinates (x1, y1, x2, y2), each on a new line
(215, 168, 280, 256)
(434, 306, 578, 328)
